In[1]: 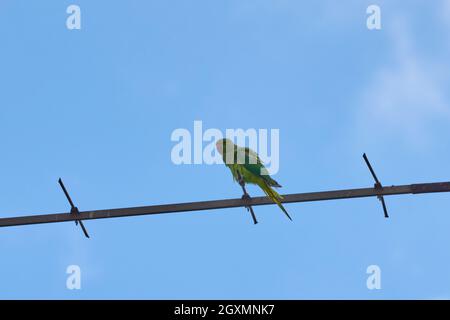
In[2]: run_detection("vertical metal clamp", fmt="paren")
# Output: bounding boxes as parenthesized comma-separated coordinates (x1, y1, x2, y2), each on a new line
(363, 153, 389, 218)
(58, 178, 90, 238)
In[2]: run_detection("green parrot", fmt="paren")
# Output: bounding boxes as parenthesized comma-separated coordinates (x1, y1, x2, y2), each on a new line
(216, 138, 292, 223)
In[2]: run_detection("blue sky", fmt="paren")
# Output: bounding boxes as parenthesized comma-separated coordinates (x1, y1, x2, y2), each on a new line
(1, 0, 450, 299)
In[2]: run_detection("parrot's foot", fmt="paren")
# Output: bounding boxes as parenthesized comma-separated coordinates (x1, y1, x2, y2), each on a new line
(241, 193, 251, 200)
(241, 194, 253, 210)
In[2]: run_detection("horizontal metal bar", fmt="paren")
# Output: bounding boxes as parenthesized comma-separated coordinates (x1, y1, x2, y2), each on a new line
(0, 182, 449, 228)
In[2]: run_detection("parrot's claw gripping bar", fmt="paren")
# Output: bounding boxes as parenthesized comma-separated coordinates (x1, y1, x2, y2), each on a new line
(363, 153, 389, 218)
(58, 178, 90, 238)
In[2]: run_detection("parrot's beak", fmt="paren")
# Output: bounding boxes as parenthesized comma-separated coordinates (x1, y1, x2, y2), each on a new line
(216, 140, 223, 155)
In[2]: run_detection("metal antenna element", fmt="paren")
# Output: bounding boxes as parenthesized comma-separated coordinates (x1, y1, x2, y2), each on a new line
(58, 178, 90, 238)
(1, 181, 450, 229)
(363, 153, 389, 218)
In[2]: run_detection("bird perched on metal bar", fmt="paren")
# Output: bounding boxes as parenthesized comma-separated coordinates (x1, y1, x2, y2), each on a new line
(216, 138, 292, 223)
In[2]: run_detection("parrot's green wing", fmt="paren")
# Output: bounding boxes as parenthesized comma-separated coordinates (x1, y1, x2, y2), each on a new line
(236, 147, 281, 187)
(243, 147, 263, 163)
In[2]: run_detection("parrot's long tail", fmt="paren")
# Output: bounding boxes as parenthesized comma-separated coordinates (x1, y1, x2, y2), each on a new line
(258, 181, 293, 221)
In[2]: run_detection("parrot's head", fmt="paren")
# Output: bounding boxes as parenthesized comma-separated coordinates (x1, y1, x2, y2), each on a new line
(216, 138, 234, 155)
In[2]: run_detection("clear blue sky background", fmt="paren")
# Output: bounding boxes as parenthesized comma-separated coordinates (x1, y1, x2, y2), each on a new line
(1, 0, 450, 299)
